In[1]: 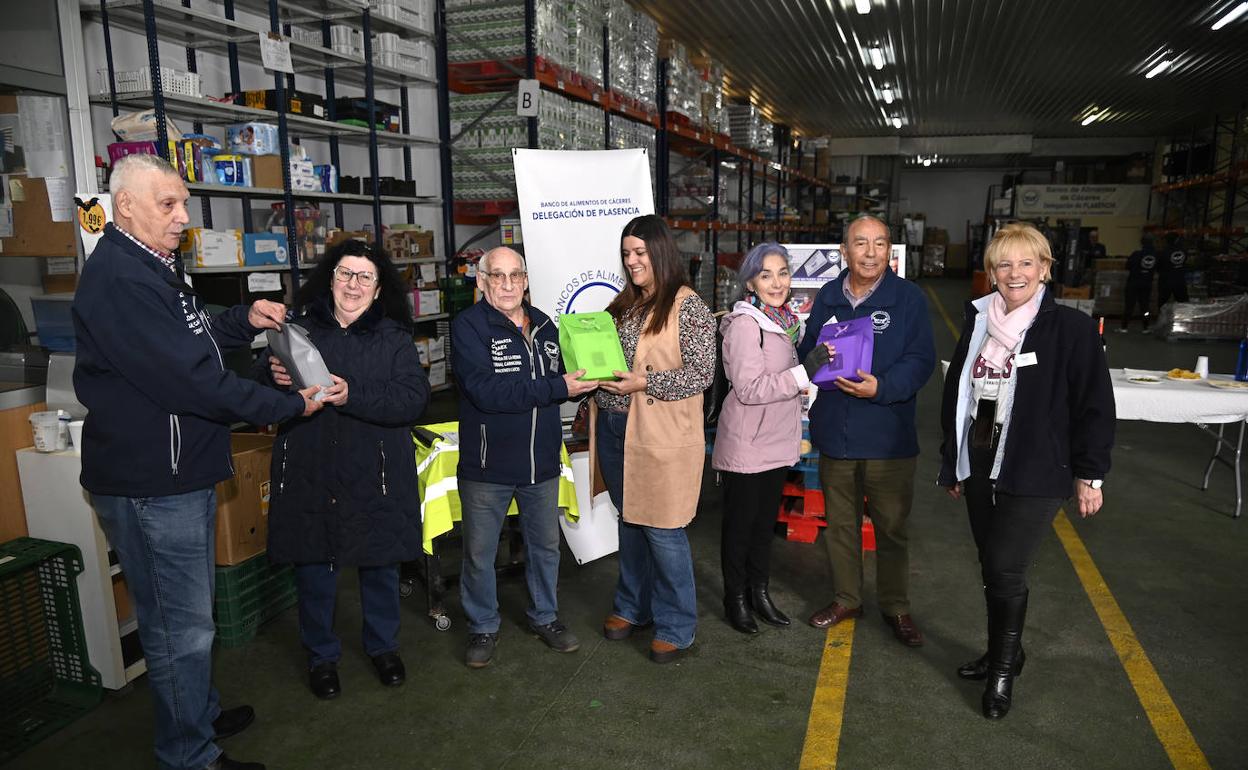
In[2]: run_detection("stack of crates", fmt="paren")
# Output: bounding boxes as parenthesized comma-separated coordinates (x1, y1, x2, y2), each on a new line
(777, 422, 876, 550)
(0, 538, 102, 763)
(214, 552, 296, 649)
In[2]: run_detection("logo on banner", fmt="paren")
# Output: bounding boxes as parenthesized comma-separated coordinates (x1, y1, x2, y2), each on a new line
(871, 311, 891, 333)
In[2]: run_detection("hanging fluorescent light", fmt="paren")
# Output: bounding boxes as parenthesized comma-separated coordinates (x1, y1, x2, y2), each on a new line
(869, 46, 885, 70)
(855, 0, 871, 13)
(1212, 1, 1248, 30)
(892, 116, 902, 129)
(1145, 59, 1171, 78)
(922, 158, 932, 167)
(882, 86, 894, 103)
(1080, 114, 1098, 126)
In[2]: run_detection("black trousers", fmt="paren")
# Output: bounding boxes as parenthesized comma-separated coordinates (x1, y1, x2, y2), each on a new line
(1158, 274, 1189, 308)
(719, 467, 788, 595)
(1122, 280, 1152, 329)
(963, 445, 1062, 600)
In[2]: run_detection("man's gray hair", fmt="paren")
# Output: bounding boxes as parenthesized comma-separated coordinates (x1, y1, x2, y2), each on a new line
(110, 153, 181, 196)
(480, 246, 527, 274)
(844, 213, 891, 244)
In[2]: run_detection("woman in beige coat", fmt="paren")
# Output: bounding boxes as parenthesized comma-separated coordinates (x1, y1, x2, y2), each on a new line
(593, 215, 716, 663)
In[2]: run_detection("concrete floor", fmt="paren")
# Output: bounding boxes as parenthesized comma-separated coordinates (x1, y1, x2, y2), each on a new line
(12, 278, 1247, 769)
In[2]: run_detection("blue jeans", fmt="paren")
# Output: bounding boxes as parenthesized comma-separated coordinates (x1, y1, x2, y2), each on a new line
(91, 489, 222, 770)
(596, 410, 698, 649)
(295, 563, 401, 667)
(459, 476, 562, 634)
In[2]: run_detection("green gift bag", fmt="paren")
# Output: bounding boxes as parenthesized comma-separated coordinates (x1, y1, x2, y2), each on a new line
(558, 312, 628, 381)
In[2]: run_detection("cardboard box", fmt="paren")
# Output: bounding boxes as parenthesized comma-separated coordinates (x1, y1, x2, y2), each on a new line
(411, 289, 441, 317)
(112, 574, 133, 622)
(214, 434, 274, 566)
(181, 228, 242, 268)
(327, 230, 372, 250)
(428, 335, 446, 362)
(1059, 284, 1092, 300)
(234, 89, 325, 119)
(946, 243, 968, 271)
(244, 233, 289, 266)
(250, 154, 283, 189)
(413, 336, 431, 366)
(428, 359, 447, 387)
(1094, 258, 1128, 272)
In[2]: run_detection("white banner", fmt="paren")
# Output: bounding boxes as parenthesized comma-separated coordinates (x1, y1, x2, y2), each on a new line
(1015, 184, 1150, 218)
(513, 148, 654, 320)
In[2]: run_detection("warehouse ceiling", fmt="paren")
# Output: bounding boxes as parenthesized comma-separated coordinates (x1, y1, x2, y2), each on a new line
(629, 0, 1248, 141)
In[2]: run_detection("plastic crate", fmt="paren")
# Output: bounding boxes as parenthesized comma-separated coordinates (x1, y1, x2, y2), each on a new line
(0, 538, 103, 763)
(214, 553, 296, 649)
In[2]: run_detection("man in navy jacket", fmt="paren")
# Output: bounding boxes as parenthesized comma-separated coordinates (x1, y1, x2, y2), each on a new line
(73, 154, 321, 770)
(452, 246, 597, 668)
(797, 215, 935, 647)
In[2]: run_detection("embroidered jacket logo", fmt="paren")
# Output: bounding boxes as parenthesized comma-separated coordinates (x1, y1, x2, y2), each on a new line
(871, 310, 891, 333)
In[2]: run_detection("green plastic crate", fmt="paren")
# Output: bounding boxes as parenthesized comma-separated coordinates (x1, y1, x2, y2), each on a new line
(214, 553, 296, 649)
(0, 538, 103, 763)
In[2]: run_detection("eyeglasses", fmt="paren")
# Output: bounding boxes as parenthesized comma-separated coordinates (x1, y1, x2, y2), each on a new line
(482, 270, 527, 287)
(333, 265, 377, 288)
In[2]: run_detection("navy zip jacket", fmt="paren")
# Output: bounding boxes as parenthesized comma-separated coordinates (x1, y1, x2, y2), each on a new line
(264, 297, 429, 567)
(796, 269, 935, 459)
(937, 290, 1115, 497)
(452, 299, 569, 486)
(73, 223, 305, 497)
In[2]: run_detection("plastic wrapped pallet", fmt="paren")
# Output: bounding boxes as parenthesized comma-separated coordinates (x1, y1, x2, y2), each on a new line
(1093, 270, 1127, 317)
(445, 0, 571, 69)
(1154, 295, 1248, 340)
(450, 90, 585, 199)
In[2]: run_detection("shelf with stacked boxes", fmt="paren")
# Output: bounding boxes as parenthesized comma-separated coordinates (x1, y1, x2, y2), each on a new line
(89, 92, 440, 148)
(100, 182, 440, 207)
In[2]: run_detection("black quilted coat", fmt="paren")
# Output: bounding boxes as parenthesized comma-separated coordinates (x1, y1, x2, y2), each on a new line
(264, 297, 429, 567)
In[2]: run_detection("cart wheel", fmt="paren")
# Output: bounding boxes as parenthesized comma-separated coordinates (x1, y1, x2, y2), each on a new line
(398, 580, 414, 599)
(434, 614, 452, 632)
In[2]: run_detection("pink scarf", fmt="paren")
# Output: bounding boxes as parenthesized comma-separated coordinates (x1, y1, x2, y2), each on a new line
(981, 291, 1040, 369)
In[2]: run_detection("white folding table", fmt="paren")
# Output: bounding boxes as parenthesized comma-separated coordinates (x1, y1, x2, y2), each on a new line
(1114, 370, 1248, 518)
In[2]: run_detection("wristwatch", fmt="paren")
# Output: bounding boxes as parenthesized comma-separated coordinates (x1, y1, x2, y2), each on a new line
(1080, 479, 1103, 490)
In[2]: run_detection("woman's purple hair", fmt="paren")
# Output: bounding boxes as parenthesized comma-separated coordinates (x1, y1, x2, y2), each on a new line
(738, 241, 791, 290)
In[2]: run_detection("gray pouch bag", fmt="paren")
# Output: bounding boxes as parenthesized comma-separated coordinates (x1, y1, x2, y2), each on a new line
(266, 323, 334, 400)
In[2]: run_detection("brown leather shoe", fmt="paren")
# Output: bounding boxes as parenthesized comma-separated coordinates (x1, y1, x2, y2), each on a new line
(883, 613, 925, 647)
(603, 614, 647, 641)
(807, 602, 864, 629)
(649, 639, 687, 664)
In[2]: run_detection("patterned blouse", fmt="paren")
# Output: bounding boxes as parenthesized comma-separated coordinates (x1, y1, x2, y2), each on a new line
(595, 293, 717, 412)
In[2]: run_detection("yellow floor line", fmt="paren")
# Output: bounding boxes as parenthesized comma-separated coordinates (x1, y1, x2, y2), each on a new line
(925, 284, 960, 339)
(926, 284, 1208, 768)
(1052, 511, 1210, 769)
(799, 620, 856, 770)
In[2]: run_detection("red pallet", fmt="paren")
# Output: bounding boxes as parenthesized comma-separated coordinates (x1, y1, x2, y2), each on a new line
(777, 484, 876, 551)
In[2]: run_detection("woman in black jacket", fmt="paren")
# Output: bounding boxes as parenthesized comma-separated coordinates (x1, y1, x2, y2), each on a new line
(264, 239, 430, 699)
(938, 223, 1115, 720)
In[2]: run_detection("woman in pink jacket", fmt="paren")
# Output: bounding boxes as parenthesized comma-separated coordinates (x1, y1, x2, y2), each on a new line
(712, 242, 828, 634)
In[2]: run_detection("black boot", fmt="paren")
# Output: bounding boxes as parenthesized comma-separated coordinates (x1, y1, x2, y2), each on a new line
(748, 582, 791, 627)
(724, 592, 758, 634)
(982, 591, 1028, 719)
(960, 589, 1025, 680)
(957, 646, 1025, 680)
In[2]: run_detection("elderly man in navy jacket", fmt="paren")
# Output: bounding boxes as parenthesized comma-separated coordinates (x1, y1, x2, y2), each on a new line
(452, 246, 598, 668)
(797, 215, 935, 646)
(73, 154, 322, 770)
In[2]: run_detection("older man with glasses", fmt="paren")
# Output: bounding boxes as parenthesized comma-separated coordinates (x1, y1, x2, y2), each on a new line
(450, 246, 598, 668)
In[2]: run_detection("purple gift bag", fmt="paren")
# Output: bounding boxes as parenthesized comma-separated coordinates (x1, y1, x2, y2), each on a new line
(811, 316, 875, 388)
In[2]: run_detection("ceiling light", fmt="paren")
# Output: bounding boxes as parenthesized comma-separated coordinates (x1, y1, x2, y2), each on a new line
(1212, 1, 1248, 30)
(1080, 114, 1098, 126)
(1145, 59, 1171, 78)
(855, 0, 871, 13)
(892, 116, 902, 129)
(881, 86, 894, 103)
(869, 46, 884, 70)
(922, 158, 932, 167)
